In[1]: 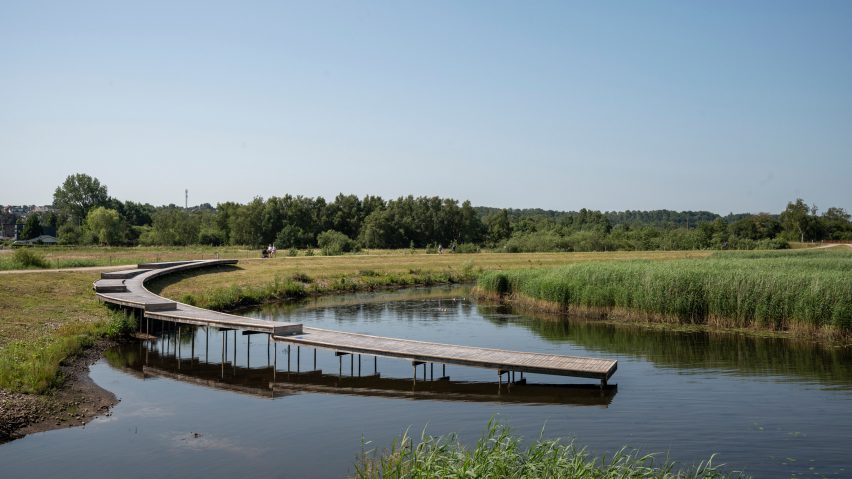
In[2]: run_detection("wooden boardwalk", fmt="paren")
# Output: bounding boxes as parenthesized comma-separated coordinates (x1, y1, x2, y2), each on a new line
(275, 328, 615, 381)
(94, 260, 302, 335)
(94, 260, 617, 385)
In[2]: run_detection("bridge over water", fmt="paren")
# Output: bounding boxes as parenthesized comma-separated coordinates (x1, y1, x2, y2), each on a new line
(94, 259, 617, 388)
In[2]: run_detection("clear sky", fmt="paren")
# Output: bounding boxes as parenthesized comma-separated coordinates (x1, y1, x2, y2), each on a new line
(2, 1, 850, 214)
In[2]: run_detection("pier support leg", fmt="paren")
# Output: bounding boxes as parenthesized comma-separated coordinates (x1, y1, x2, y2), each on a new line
(412, 361, 425, 385)
(314, 348, 317, 370)
(247, 334, 251, 369)
(177, 326, 181, 370)
(297, 346, 300, 373)
(205, 326, 209, 363)
(358, 354, 361, 377)
(336, 352, 352, 377)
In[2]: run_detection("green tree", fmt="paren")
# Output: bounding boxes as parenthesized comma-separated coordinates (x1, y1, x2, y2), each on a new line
(317, 230, 359, 255)
(85, 207, 126, 245)
(780, 198, 811, 242)
(20, 214, 43, 240)
(822, 207, 852, 240)
(52, 173, 109, 224)
(485, 209, 512, 244)
(228, 197, 265, 246)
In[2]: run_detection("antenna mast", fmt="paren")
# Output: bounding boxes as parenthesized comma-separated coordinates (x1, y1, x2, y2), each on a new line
(185, 189, 188, 209)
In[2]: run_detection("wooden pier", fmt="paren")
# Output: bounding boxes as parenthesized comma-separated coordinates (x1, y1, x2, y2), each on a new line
(94, 260, 617, 386)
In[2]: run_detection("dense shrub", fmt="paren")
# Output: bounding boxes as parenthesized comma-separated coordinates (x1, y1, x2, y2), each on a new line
(453, 243, 480, 253)
(12, 248, 49, 268)
(317, 230, 360, 256)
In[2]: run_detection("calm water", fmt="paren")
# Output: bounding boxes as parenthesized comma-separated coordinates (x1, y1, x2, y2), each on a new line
(2, 286, 851, 478)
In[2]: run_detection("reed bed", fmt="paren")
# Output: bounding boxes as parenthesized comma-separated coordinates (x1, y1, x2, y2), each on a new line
(477, 250, 852, 337)
(354, 421, 745, 479)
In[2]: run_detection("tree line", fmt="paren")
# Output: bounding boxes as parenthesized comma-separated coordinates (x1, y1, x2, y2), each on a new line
(10, 173, 852, 252)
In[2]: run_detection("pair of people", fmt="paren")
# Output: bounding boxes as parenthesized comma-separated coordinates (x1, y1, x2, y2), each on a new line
(262, 244, 276, 258)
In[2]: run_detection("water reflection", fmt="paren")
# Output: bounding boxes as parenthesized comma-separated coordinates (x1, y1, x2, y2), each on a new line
(105, 332, 616, 407)
(475, 303, 852, 388)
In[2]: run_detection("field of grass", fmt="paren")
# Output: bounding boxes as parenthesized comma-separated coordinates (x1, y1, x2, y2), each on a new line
(0, 270, 136, 393)
(0, 245, 264, 270)
(355, 421, 744, 479)
(151, 250, 709, 310)
(477, 249, 852, 340)
(0, 249, 706, 395)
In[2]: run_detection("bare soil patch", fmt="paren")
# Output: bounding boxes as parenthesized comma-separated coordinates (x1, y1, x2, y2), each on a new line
(0, 340, 118, 443)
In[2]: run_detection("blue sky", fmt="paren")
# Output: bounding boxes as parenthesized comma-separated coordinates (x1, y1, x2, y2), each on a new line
(2, 1, 850, 214)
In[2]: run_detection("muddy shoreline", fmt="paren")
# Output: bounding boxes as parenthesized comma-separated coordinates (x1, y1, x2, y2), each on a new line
(0, 340, 118, 444)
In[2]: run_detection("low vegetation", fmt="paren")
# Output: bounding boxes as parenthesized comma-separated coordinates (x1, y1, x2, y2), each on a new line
(152, 251, 707, 311)
(355, 421, 745, 479)
(0, 250, 705, 396)
(0, 245, 261, 271)
(0, 268, 137, 394)
(477, 249, 852, 339)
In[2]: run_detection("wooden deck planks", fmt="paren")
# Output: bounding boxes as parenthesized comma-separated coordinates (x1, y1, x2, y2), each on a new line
(273, 328, 617, 380)
(95, 260, 617, 383)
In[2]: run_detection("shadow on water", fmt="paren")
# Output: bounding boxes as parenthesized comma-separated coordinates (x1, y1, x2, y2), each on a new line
(104, 334, 616, 407)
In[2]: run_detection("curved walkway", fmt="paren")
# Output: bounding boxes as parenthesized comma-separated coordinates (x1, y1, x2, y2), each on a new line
(94, 260, 617, 384)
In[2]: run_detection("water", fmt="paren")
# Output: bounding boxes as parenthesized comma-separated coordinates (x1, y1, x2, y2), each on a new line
(2, 285, 851, 478)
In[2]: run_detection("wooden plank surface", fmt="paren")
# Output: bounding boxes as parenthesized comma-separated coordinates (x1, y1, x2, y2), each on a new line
(96, 260, 617, 382)
(274, 328, 617, 380)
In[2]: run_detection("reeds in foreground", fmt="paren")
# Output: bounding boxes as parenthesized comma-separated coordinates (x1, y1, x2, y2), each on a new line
(354, 420, 746, 479)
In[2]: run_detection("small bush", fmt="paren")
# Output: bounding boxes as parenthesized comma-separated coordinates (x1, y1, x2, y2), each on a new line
(102, 310, 138, 339)
(287, 247, 298, 257)
(453, 243, 480, 253)
(13, 248, 50, 268)
(291, 272, 313, 283)
(317, 230, 360, 256)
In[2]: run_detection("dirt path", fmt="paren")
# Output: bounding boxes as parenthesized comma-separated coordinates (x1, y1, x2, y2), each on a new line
(812, 243, 852, 249)
(0, 264, 135, 275)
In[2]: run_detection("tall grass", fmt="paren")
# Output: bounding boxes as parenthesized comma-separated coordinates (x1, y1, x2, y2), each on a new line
(354, 421, 745, 479)
(477, 250, 852, 337)
(0, 310, 136, 394)
(174, 269, 478, 311)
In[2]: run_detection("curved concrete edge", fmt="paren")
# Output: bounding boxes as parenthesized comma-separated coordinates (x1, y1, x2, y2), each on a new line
(94, 259, 303, 336)
(93, 260, 616, 385)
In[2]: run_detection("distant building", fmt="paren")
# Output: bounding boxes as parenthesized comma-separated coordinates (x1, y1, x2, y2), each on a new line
(13, 235, 58, 246)
(0, 222, 15, 239)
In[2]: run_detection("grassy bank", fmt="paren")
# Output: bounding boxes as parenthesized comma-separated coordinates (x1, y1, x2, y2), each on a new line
(0, 270, 137, 393)
(0, 245, 263, 270)
(0, 250, 703, 395)
(477, 249, 852, 340)
(355, 421, 745, 479)
(151, 251, 707, 311)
